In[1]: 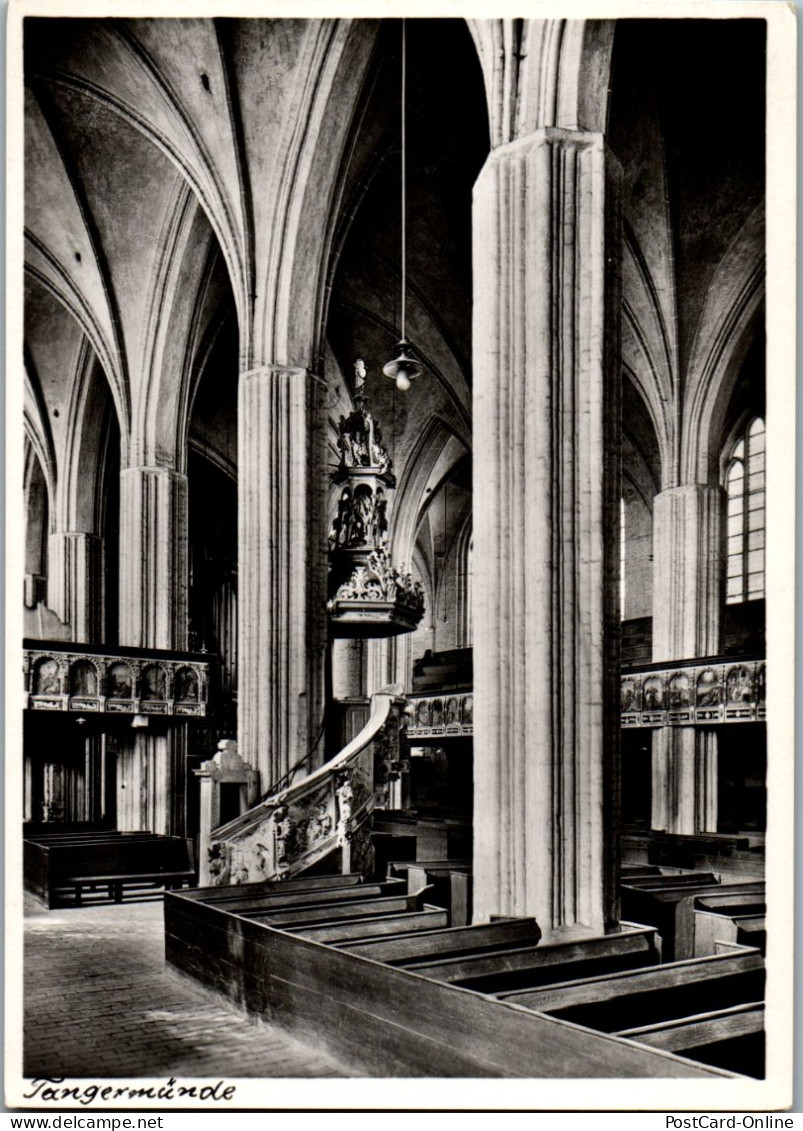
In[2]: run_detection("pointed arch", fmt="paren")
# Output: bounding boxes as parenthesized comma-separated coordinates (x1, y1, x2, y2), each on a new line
(390, 416, 469, 570)
(61, 338, 111, 532)
(23, 351, 57, 518)
(135, 182, 222, 472)
(466, 18, 616, 147)
(259, 19, 381, 371)
(681, 206, 765, 485)
(28, 21, 250, 343)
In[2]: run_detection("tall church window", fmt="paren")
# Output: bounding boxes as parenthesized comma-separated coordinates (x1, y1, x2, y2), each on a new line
(725, 417, 765, 604)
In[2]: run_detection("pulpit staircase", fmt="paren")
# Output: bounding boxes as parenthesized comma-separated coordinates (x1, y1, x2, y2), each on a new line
(173, 688, 765, 1079)
(201, 686, 410, 888)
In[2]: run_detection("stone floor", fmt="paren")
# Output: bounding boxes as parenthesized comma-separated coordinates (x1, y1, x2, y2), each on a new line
(23, 892, 347, 1079)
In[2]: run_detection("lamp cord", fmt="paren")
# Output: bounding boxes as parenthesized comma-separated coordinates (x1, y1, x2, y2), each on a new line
(401, 18, 406, 343)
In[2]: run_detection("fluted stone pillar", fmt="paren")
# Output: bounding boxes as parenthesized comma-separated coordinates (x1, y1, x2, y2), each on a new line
(652, 487, 722, 662)
(332, 639, 367, 699)
(472, 128, 622, 938)
(695, 729, 718, 833)
(46, 531, 104, 643)
(116, 725, 187, 835)
(651, 486, 723, 834)
(238, 365, 327, 789)
(117, 466, 189, 835)
(119, 468, 188, 651)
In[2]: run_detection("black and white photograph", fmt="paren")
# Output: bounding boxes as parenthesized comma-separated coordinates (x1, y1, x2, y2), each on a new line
(5, 0, 796, 1113)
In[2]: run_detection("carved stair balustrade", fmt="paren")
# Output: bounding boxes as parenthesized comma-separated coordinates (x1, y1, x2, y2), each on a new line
(206, 686, 409, 885)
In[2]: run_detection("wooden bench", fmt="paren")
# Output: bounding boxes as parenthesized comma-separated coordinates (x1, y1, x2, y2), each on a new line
(404, 862, 472, 926)
(397, 925, 661, 993)
(623, 871, 720, 889)
(498, 950, 765, 1034)
(24, 832, 157, 906)
(63, 838, 195, 904)
(25, 831, 153, 845)
(27, 834, 195, 907)
(615, 1002, 765, 1077)
(388, 858, 471, 879)
(290, 907, 450, 943)
(621, 864, 663, 879)
(24, 820, 114, 839)
(179, 873, 366, 902)
(238, 886, 436, 930)
(372, 812, 471, 862)
(621, 878, 764, 961)
(207, 878, 407, 915)
(340, 916, 541, 963)
(694, 892, 767, 957)
(647, 832, 764, 878)
(165, 888, 726, 1078)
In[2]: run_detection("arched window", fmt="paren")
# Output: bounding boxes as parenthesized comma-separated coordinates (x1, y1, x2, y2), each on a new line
(725, 418, 765, 604)
(455, 520, 473, 648)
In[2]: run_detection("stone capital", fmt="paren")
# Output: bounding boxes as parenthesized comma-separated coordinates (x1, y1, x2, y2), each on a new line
(240, 364, 327, 390)
(46, 531, 104, 643)
(119, 465, 188, 485)
(478, 125, 621, 185)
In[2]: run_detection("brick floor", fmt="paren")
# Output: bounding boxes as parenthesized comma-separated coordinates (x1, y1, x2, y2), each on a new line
(23, 892, 347, 1078)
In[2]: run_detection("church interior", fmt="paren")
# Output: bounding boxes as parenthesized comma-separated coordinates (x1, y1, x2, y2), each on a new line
(20, 15, 772, 1083)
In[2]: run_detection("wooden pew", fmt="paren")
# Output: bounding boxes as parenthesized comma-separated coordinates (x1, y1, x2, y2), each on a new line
(23, 820, 113, 839)
(621, 878, 764, 961)
(621, 865, 663, 879)
(204, 878, 407, 914)
(165, 889, 730, 1078)
(340, 917, 540, 962)
(647, 832, 765, 878)
(372, 812, 471, 862)
(238, 886, 435, 930)
(405, 863, 472, 927)
(623, 872, 720, 889)
(694, 892, 766, 957)
(27, 834, 195, 907)
(25, 831, 153, 844)
(63, 838, 196, 905)
(498, 950, 765, 1033)
(180, 873, 366, 902)
(450, 872, 471, 928)
(25, 833, 163, 906)
(289, 907, 450, 943)
(389, 859, 471, 879)
(616, 1002, 764, 1057)
(397, 926, 661, 993)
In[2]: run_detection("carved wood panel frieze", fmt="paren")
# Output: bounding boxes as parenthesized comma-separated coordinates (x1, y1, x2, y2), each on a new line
(408, 660, 765, 735)
(620, 658, 765, 727)
(24, 647, 211, 717)
(407, 692, 474, 738)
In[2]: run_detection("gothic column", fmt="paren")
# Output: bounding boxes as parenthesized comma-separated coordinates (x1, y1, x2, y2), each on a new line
(652, 486, 721, 661)
(472, 128, 622, 938)
(119, 468, 189, 651)
(238, 365, 328, 789)
(117, 467, 189, 835)
(651, 486, 722, 834)
(46, 531, 104, 643)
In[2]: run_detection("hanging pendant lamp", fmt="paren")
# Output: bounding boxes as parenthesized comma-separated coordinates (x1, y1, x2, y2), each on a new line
(383, 19, 423, 393)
